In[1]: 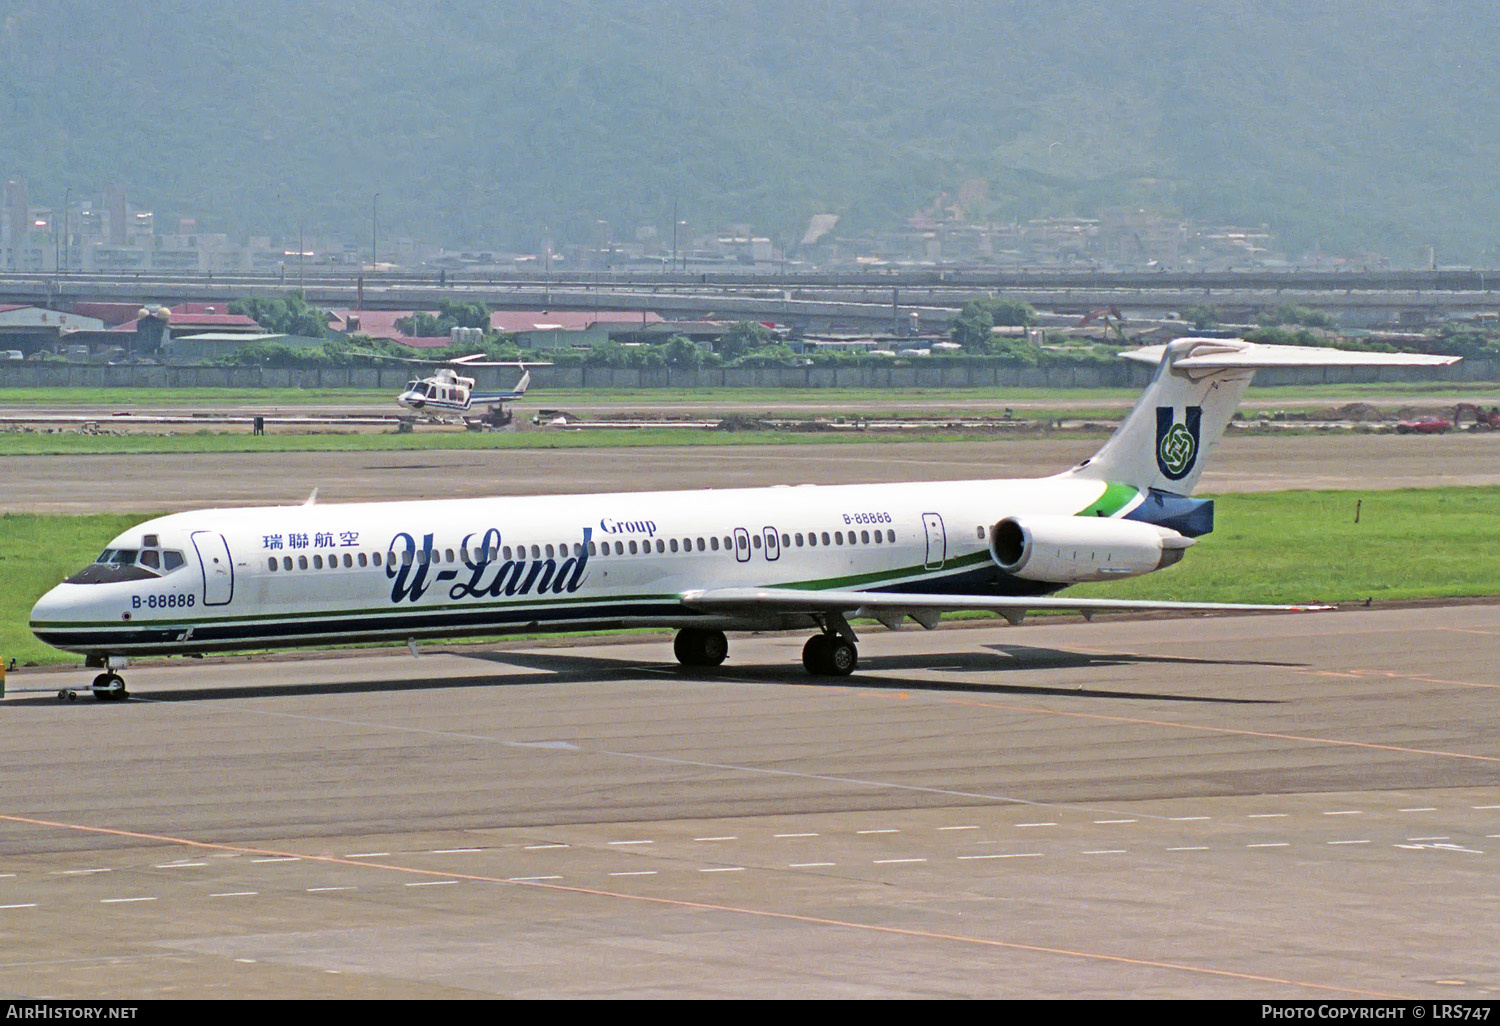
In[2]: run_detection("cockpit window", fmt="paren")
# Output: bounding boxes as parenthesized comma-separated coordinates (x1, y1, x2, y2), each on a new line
(69, 544, 186, 585)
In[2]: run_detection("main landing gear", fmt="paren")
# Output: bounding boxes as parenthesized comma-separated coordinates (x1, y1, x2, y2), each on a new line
(800, 610, 859, 677)
(671, 617, 860, 677)
(802, 634, 858, 676)
(673, 627, 729, 668)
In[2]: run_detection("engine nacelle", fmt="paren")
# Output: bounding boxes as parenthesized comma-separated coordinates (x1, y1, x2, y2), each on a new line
(989, 515, 1194, 584)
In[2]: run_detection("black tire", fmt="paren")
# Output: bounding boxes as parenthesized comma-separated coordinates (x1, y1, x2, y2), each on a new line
(699, 630, 728, 666)
(826, 638, 858, 676)
(91, 673, 127, 702)
(802, 635, 832, 675)
(674, 628, 729, 667)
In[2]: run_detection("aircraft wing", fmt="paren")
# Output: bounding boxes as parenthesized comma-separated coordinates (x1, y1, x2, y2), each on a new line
(680, 586, 1331, 628)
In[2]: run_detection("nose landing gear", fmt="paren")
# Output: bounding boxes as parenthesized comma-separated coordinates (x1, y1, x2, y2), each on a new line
(60, 657, 132, 702)
(90, 673, 129, 702)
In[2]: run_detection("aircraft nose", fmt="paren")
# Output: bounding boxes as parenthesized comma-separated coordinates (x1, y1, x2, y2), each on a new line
(29, 584, 77, 644)
(31, 585, 62, 623)
(29, 582, 79, 627)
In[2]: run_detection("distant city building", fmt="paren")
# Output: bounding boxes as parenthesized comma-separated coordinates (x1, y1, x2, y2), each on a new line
(0, 175, 1372, 276)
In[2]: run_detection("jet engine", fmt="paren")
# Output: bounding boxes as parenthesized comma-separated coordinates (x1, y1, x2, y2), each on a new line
(989, 515, 1194, 584)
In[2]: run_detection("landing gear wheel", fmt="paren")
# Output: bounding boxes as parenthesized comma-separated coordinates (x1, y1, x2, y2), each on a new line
(91, 673, 128, 702)
(57, 689, 76, 702)
(673, 628, 729, 668)
(802, 635, 857, 676)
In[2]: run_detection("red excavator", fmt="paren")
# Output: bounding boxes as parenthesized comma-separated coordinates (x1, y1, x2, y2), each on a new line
(1453, 403, 1500, 430)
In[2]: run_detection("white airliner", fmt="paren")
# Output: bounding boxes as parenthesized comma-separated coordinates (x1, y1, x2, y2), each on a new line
(30, 337, 1457, 700)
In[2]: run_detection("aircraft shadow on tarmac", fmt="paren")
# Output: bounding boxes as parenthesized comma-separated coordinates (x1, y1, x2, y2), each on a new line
(13, 642, 1298, 706)
(464, 644, 1292, 705)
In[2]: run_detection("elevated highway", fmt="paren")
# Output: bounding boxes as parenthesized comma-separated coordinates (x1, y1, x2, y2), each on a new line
(4, 268, 1500, 332)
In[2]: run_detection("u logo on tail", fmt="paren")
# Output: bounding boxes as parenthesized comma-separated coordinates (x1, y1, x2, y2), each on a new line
(1155, 406, 1202, 481)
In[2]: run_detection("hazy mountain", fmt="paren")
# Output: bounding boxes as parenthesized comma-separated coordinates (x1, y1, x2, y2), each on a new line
(4, 0, 1498, 261)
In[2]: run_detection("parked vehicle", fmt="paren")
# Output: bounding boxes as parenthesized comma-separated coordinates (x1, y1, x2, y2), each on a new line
(1395, 416, 1452, 434)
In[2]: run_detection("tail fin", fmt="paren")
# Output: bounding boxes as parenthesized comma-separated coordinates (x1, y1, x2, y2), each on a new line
(1066, 338, 1458, 495)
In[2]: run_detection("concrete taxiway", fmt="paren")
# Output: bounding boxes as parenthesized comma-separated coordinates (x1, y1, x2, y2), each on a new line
(5, 431, 1499, 513)
(3, 603, 1498, 998)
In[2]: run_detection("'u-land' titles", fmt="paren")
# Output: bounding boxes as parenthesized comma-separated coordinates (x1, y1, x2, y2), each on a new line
(387, 528, 592, 603)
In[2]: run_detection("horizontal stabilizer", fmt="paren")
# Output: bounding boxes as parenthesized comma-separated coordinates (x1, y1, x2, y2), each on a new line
(1070, 337, 1461, 494)
(1123, 341, 1460, 369)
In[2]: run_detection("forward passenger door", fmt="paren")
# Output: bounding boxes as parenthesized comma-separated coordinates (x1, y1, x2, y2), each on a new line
(191, 531, 235, 606)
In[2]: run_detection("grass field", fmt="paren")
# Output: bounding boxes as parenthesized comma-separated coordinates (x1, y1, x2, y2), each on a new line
(2, 378, 1491, 457)
(5, 487, 1496, 669)
(0, 426, 1017, 456)
(0, 380, 1492, 408)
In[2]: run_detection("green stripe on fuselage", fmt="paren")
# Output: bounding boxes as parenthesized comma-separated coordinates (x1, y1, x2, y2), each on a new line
(1077, 482, 1142, 518)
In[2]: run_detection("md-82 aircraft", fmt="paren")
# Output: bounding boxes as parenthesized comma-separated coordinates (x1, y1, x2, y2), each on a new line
(30, 337, 1457, 700)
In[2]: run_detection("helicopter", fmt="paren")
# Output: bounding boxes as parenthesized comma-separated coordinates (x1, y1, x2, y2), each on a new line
(396, 354, 537, 422)
(346, 349, 544, 426)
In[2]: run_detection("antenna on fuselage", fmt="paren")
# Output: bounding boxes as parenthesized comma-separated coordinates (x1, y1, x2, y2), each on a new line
(303, 488, 318, 506)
